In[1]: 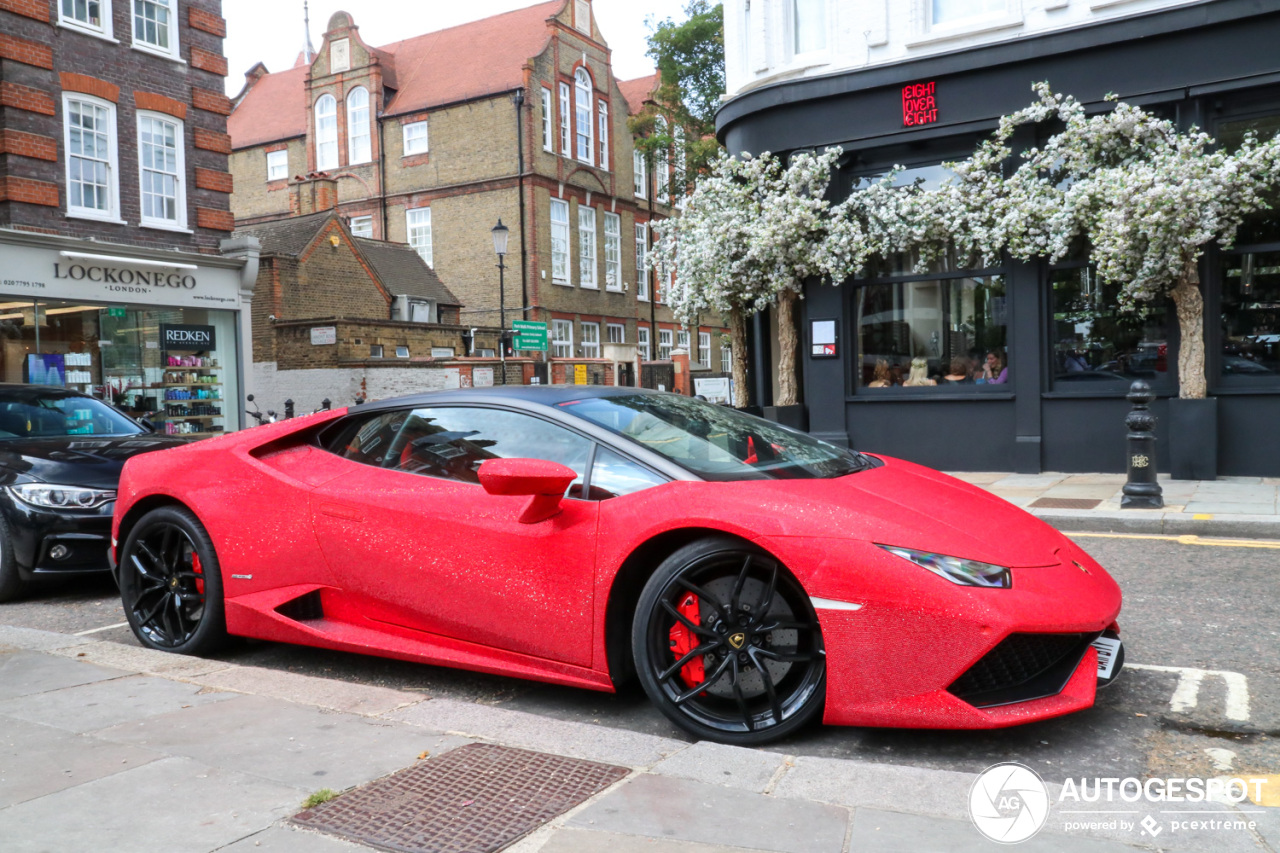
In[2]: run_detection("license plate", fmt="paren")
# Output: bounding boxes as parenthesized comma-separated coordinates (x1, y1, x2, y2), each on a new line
(1092, 636, 1122, 680)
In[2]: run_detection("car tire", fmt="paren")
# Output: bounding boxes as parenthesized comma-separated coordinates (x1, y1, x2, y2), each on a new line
(632, 536, 826, 745)
(0, 513, 27, 604)
(118, 506, 227, 655)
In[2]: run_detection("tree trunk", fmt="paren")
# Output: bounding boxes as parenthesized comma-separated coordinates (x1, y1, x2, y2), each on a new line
(1170, 263, 1207, 400)
(775, 287, 800, 406)
(728, 306, 750, 408)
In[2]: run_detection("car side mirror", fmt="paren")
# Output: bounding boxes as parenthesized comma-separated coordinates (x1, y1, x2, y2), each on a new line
(478, 458, 576, 524)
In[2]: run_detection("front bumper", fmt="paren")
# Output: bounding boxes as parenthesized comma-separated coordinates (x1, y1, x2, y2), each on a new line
(0, 493, 113, 581)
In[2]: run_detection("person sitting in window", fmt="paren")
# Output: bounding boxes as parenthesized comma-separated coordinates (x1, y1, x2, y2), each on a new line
(1063, 348, 1089, 372)
(903, 357, 937, 387)
(983, 350, 1008, 385)
(941, 357, 973, 385)
(867, 359, 894, 388)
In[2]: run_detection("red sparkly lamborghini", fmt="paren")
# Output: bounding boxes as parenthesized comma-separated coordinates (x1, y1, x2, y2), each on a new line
(111, 387, 1123, 745)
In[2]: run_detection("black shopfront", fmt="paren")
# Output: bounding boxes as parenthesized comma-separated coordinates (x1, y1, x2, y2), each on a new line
(717, 0, 1280, 476)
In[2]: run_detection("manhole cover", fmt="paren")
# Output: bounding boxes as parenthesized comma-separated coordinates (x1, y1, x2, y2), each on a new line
(1029, 498, 1102, 510)
(291, 743, 629, 853)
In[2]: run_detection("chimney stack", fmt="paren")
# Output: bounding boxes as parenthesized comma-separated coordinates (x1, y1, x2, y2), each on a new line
(292, 174, 339, 215)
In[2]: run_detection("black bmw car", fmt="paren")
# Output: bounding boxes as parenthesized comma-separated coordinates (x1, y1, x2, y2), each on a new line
(0, 384, 186, 602)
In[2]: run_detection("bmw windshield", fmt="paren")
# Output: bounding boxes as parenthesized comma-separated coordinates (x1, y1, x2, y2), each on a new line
(0, 388, 145, 440)
(558, 393, 871, 481)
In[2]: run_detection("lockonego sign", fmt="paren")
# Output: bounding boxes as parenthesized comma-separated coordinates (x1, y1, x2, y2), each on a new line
(902, 81, 939, 127)
(161, 324, 217, 350)
(53, 263, 197, 290)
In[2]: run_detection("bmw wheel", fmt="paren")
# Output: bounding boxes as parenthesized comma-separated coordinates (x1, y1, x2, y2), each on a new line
(633, 537, 826, 745)
(119, 506, 226, 655)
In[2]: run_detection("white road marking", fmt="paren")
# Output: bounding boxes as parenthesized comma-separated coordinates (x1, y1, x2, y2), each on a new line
(1128, 663, 1251, 721)
(73, 621, 129, 636)
(1204, 748, 1237, 772)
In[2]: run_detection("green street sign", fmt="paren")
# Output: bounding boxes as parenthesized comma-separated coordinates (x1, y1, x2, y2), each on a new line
(108, 307, 127, 318)
(511, 320, 548, 351)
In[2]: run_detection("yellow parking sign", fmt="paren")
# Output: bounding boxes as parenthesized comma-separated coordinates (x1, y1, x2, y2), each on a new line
(574, 364, 587, 385)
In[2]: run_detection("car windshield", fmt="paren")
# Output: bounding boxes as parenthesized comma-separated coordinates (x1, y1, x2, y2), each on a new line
(558, 393, 871, 481)
(0, 388, 145, 440)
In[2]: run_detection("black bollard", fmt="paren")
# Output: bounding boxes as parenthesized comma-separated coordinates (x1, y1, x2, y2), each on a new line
(1121, 380, 1163, 509)
(284, 399, 295, 420)
(321, 398, 331, 411)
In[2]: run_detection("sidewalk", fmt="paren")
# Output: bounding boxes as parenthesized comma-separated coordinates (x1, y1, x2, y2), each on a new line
(950, 472, 1280, 539)
(1, 625, 1275, 853)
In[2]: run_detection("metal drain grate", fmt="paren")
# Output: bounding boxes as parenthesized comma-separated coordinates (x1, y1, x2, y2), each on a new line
(1029, 497, 1102, 510)
(291, 743, 629, 853)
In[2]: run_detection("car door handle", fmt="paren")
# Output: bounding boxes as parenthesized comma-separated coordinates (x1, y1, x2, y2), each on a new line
(318, 502, 363, 522)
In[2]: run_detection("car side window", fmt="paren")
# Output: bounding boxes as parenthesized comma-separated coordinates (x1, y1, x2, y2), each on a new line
(587, 446, 668, 499)
(388, 407, 591, 490)
(320, 410, 410, 467)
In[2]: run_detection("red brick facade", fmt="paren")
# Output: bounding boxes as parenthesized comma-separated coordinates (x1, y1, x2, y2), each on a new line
(0, 33, 53, 69)
(189, 47, 229, 77)
(58, 72, 120, 102)
(194, 127, 234, 154)
(0, 176, 59, 206)
(196, 207, 236, 231)
(192, 86, 233, 116)
(0, 0, 48, 22)
(0, 129, 57, 161)
(195, 168, 234, 193)
(0, 81, 55, 115)
(188, 6, 228, 38)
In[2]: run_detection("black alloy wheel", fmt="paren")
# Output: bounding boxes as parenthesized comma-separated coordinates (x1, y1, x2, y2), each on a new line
(633, 537, 826, 745)
(119, 506, 226, 655)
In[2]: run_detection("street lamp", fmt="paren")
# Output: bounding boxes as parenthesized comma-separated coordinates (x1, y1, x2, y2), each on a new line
(491, 219, 510, 384)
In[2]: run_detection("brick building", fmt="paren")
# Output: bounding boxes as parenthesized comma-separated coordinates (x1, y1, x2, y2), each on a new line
(227, 0, 730, 383)
(0, 0, 258, 430)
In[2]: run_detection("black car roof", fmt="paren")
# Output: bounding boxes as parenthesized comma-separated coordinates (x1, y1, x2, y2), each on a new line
(356, 385, 669, 413)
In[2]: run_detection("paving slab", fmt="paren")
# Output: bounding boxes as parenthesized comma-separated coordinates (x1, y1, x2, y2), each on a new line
(1040, 485, 1122, 500)
(1183, 501, 1278, 516)
(649, 741, 788, 793)
(220, 825, 375, 851)
(94, 692, 456, 791)
(1060, 474, 1128, 486)
(0, 673, 235, 733)
(0, 714, 164, 808)
(388, 697, 688, 767)
(990, 476, 1066, 489)
(567, 773, 849, 853)
(770, 755, 976, 821)
(0, 648, 128, 701)
(848, 807, 1144, 852)
(192, 662, 424, 716)
(0, 755, 305, 853)
(0, 624, 93, 651)
(539, 828, 769, 853)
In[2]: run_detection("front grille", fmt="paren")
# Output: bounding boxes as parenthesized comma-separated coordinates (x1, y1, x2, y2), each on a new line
(948, 632, 1096, 708)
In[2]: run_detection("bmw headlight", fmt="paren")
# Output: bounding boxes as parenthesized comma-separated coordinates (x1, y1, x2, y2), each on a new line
(10, 484, 116, 510)
(879, 545, 1011, 589)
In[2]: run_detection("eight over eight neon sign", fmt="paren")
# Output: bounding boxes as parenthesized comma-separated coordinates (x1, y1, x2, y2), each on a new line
(902, 81, 939, 127)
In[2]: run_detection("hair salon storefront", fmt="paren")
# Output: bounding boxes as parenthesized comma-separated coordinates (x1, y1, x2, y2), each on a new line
(718, 0, 1280, 476)
(0, 229, 254, 435)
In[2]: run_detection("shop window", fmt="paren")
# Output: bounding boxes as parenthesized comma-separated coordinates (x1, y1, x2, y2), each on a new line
(266, 149, 288, 181)
(315, 94, 338, 171)
(133, 0, 178, 60)
(349, 215, 373, 238)
(1049, 267, 1172, 392)
(856, 275, 1008, 390)
(604, 213, 622, 291)
(635, 223, 649, 300)
(64, 94, 120, 223)
(791, 0, 826, 56)
(931, 0, 1009, 28)
(638, 326, 651, 361)
(403, 120, 428, 156)
(1218, 115, 1280, 245)
(575, 68, 594, 165)
(137, 112, 185, 230)
(551, 199, 570, 284)
(347, 87, 371, 165)
(579, 206, 597, 289)
(581, 322, 600, 358)
(407, 207, 432, 266)
(60, 0, 112, 38)
(552, 319, 573, 358)
(1220, 250, 1280, 382)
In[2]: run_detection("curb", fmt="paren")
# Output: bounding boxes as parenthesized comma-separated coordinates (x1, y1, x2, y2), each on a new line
(1031, 509, 1280, 540)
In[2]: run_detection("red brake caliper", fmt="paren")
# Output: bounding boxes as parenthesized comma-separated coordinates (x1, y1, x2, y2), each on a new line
(191, 551, 205, 596)
(668, 593, 705, 688)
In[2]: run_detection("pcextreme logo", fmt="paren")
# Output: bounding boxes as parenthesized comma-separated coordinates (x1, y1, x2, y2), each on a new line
(969, 763, 1051, 844)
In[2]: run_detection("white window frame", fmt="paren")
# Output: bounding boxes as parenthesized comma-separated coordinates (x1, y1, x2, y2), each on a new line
(578, 205, 597, 289)
(541, 87, 554, 152)
(603, 212, 622, 292)
(633, 149, 647, 199)
(574, 69, 594, 165)
(59, 0, 114, 40)
(136, 110, 186, 231)
(721, 343, 732, 373)
(402, 120, 429, 156)
(655, 116, 670, 204)
(658, 329, 673, 361)
(266, 149, 288, 181)
(132, 0, 180, 61)
(63, 93, 122, 224)
(635, 223, 649, 301)
(406, 207, 433, 267)
(550, 198, 570, 284)
(638, 326, 651, 361)
(928, 0, 1013, 31)
(315, 94, 338, 171)
(607, 323, 625, 344)
(559, 82, 571, 156)
(347, 87, 371, 165)
(597, 100, 609, 170)
(698, 332, 711, 368)
(552, 319, 573, 358)
(677, 330, 690, 353)
(349, 215, 373, 238)
(581, 322, 600, 358)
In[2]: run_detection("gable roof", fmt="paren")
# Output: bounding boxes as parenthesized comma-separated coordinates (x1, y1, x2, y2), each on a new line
(230, 1, 564, 150)
(618, 73, 660, 116)
(235, 210, 332, 256)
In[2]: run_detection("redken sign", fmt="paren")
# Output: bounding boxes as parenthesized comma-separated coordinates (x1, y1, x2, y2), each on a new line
(161, 324, 216, 350)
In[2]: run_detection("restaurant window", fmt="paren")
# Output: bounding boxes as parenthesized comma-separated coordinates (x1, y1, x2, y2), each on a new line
(1220, 250, 1280, 382)
(1049, 266, 1172, 391)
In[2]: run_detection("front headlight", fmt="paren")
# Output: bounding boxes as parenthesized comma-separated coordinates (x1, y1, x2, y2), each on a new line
(879, 545, 1011, 588)
(9, 484, 116, 510)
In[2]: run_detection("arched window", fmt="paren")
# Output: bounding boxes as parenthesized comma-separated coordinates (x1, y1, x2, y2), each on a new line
(315, 94, 338, 171)
(346, 87, 371, 165)
(574, 67, 594, 164)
